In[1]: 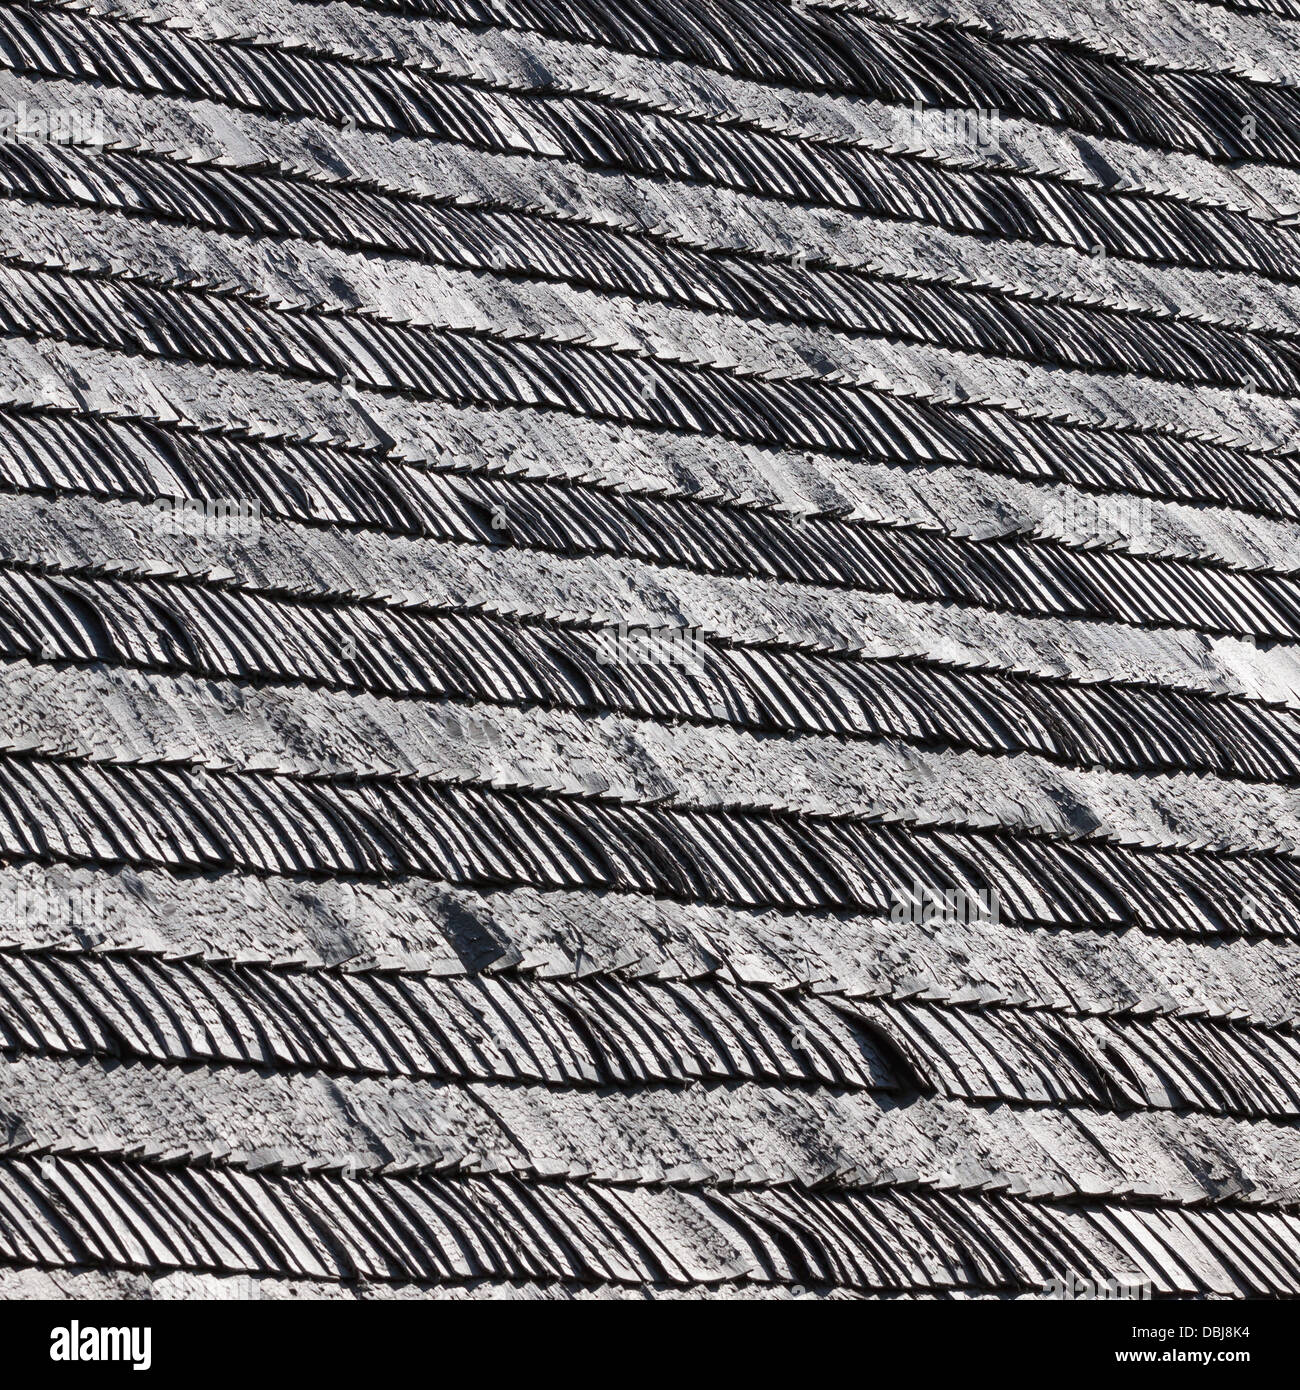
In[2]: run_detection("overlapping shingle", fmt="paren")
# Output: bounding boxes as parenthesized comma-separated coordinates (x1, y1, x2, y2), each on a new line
(0, 0, 1297, 1300)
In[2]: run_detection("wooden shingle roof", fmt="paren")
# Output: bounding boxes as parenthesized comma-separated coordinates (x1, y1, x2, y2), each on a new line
(0, 0, 1299, 1299)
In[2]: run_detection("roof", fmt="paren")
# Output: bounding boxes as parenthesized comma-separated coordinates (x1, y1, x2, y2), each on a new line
(0, 0, 1299, 1299)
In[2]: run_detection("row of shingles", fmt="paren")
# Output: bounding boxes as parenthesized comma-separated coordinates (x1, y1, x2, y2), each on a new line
(15, 260, 1300, 586)
(9, 491, 1300, 942)
(7, 102, 1300, 502)
(9, 161, 1300, 463)
(818, 0, 1300, 89)
(7, 1, 1300, 450)
(12, 229, 1300, 656)
(13, 657, 1300, 878)
(17, 555, 1300, 800)
(2, 308, 1300, 700)
(5, 366, 1295, 669)
(264, 0, 1300, 166)
(12, 2, 1300, 372)
(10, 0, 1300, 1184)
(0, 731, 1161, 921)
(115, 0, 1300, 214)
(7, 267, 1300, 687)
(7, 57, 1298, 352)
(0, 911, 1095, 1289)
(10, 188, 1300, 474)
(9, 412, 1300, 801)
(5, 219, 1297, 620)
(13, 487, 1300, 809)
(0, 1147, 1297, 1293)
(9, 299, 1300, 667)
(17, 733, 1300, 949)
(10, 0, 1290, 1289)
(5, 940, 1300, 1115)
(2, 358, 1300, 728)
(42, 0, 1300, 251)
(2, 59, 1300, 536)
(3, 1051, 1299, 1203)
(0, 818, 1297, 1073)
(2, 2, 1290, 296)
(0, 651, 1296, 1081)
(21, 531, 1300, 798)
(14, 193, 1300, 583)
(8, 479, 1300, 796)
(0, 937, 902, 1093)
(844, 994, 1300, 1114)
(2, 179, 1297, 523)
(1, 834, 1298, 1117)
(3, 862, 1297, 1030)
(12, 63, 1300, 472)
(3, 379, 1298, 670)
(785, 4, 1300, 165)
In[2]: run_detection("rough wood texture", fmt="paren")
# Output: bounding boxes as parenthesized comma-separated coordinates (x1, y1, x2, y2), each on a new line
(0, 0, 1297, 1299)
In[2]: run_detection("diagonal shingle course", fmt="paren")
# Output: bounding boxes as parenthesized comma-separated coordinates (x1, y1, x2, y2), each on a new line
(0, 0, 1296, 1300)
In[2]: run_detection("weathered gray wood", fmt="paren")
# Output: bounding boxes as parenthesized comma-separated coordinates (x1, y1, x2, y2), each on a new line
(0, 0, 1294, 1299)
